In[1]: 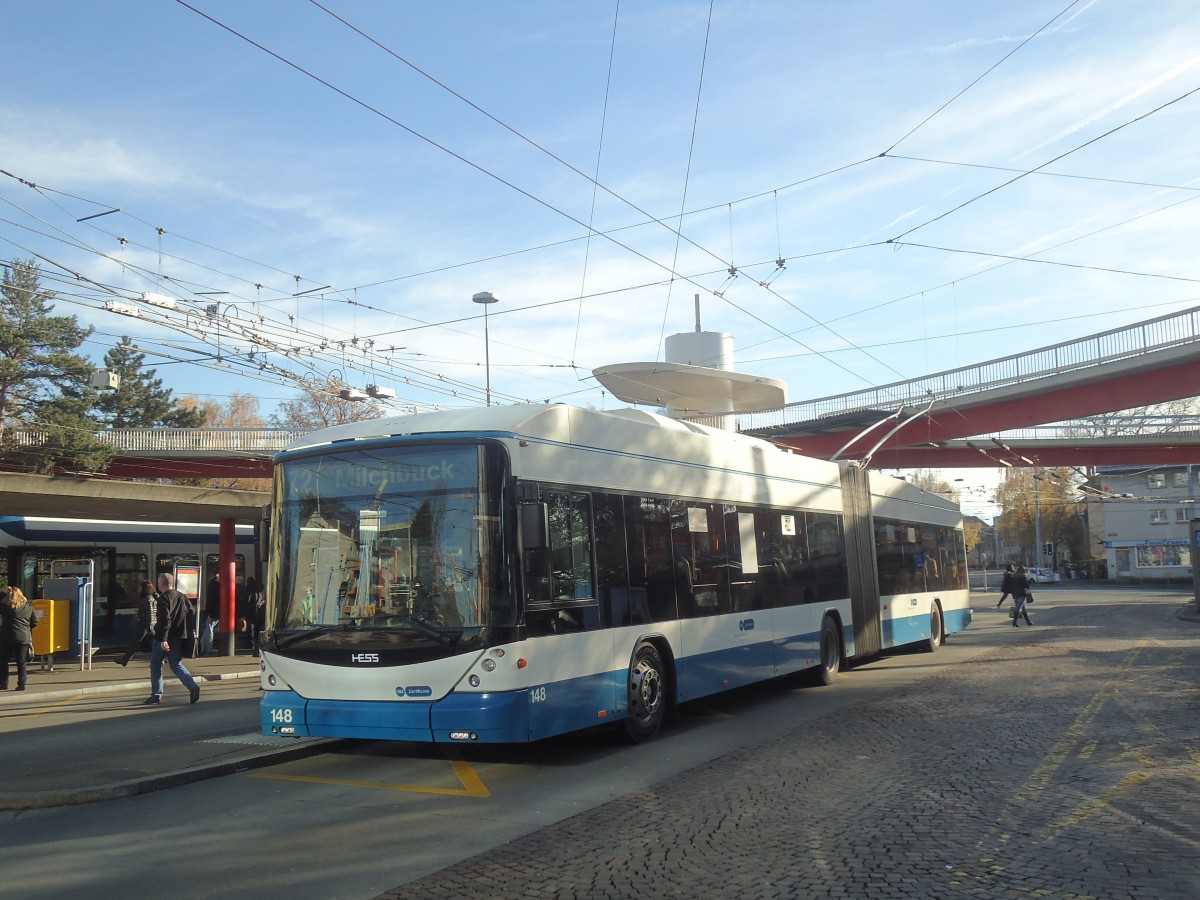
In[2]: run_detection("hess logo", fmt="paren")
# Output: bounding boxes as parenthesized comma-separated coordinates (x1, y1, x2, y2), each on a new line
(350, 653, 380, 664)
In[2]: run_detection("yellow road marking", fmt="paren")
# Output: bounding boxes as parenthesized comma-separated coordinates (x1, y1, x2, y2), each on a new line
(1010, 639, 1147, 808)
(14, 694, 86, 717)
(251, 756, 490, 798)
(1049, 770, 1153, 831)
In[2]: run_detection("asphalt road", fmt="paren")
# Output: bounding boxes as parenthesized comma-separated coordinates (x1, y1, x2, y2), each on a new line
(1, 589, 1196, 899)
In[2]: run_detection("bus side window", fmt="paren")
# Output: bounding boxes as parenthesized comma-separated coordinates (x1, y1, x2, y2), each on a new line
(525, 491, 600, 632)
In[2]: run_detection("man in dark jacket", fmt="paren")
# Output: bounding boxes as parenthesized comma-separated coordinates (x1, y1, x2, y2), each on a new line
(144, 572, 200, 706)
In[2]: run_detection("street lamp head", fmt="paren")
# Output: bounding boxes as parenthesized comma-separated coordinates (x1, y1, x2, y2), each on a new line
(472, 291, 498, 305)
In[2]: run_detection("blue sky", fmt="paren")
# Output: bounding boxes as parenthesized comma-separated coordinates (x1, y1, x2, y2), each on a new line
(3, 1, 1199, 516)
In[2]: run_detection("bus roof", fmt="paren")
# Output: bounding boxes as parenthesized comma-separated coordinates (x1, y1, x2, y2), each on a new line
(282, 403, 775, 455)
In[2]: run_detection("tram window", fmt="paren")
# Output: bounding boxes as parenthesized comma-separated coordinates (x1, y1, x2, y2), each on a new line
(157, 553, 199, 576)
(204, 554, 247, 585)
(113, 553, 147, 611)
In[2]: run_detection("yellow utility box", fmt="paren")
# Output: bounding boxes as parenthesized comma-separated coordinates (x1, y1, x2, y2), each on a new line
(32, 599, 70, 656)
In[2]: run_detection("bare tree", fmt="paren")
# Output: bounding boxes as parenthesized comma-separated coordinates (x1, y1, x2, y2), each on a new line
(270, 380, 385, 432)
(1066, 397, 1200, 437)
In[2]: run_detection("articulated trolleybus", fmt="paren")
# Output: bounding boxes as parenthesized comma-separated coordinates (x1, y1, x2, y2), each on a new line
(260, 404, 969, 744)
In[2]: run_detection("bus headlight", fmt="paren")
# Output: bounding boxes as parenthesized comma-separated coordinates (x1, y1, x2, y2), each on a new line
(481, 658, 497, 672)
(469, 674, 481, 687)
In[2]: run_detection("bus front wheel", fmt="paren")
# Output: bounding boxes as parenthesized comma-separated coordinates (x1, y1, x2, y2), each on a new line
(624, 642, 666, 743)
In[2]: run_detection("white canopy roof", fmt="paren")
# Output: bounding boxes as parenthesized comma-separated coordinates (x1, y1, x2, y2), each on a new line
(592, 362, 787, 416)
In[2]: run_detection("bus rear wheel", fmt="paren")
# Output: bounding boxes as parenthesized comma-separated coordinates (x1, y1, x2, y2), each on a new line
(624, 642, 666, 743)
(814, 616, 841, 686)
(924, 603, 943, 653)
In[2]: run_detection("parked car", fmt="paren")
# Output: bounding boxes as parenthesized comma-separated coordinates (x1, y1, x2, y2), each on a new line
(1028, 567, 1059, 584)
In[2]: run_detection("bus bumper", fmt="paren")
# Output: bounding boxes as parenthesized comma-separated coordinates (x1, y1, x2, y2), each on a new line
(260, 688, 532, 743)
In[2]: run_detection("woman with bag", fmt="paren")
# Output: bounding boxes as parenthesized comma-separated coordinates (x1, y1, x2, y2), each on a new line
(119, 580, 158, 667)
(0, 586, 40, 691)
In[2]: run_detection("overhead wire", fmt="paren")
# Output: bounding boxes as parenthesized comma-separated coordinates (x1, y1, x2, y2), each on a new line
(7, 6, 1196, 416)
(883, 0, 1086, 155)
(174, 0, 915, 396)
(656, 0, 715, 361)
(571, 0, 621, 370)
(888, 83, 1200, 244)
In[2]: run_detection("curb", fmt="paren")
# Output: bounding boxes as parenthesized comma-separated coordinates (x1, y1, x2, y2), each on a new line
(0, 669, 260, 706)
(0, 737, 342, 811)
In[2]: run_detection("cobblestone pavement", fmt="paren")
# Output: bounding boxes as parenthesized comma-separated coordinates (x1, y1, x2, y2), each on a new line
(377, 597, 1200, 899)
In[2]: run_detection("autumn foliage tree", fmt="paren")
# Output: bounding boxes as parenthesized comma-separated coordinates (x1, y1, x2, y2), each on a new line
(995, 467, 1087, 565)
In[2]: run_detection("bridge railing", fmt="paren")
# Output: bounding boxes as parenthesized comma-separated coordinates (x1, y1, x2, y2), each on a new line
(737, 304, 1200, 430)
(5, 428, 306, 452)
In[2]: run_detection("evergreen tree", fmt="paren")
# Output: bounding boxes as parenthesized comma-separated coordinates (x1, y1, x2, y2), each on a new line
(0, 259, 116, 473)
(94, 338, 207, 429)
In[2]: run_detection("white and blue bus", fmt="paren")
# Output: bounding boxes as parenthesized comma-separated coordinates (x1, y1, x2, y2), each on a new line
(260, 404, 969, 744)
(258, 408, 969, 748)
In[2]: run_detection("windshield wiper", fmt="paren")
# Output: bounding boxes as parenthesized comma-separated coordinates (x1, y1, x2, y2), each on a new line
(274, 624, 349, 649)
(398, 614, 462, 648)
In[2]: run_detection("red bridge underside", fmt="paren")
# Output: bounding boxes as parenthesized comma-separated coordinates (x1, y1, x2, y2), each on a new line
(770, 358, 1200, 468)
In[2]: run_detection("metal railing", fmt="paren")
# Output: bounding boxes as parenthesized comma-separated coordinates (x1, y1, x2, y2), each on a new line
(5, 428, 306, 453)
(738, 304, 1200, 430)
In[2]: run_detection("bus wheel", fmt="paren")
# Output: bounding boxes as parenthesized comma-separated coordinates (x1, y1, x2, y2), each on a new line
(814, 617, 841, 686)
(924, 603, 943, 653)
(624, 642, 666, 743)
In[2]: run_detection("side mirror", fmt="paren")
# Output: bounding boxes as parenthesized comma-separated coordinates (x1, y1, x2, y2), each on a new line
(520, 503, 549, 550)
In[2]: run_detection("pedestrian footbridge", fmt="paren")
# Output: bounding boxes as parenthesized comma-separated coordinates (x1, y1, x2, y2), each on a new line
(736, 304, 1200, 467)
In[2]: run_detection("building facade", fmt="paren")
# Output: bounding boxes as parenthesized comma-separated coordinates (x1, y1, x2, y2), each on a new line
(1095, 464, 1198, 582)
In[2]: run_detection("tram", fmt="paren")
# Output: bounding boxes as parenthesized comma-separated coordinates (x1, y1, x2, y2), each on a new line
(0, 517, 257, 649)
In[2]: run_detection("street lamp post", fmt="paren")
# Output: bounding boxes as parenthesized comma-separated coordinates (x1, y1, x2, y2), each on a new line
(1034, 469, 1043, 570)
(472, 291, 499, 406)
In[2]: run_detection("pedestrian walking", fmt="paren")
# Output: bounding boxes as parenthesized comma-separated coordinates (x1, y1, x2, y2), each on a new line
(144, 572, 201, 706)
(1011, 565, 1034, 627)
(996, 563, 1015, 608)
(0, 586, 40, 691)
(200, 573, 220, 656)
(118, 579, 157, 667)
(244, 576, 264, 654)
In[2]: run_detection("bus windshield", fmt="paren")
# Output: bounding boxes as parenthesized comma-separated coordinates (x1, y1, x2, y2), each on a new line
(271, 443, 509, 636)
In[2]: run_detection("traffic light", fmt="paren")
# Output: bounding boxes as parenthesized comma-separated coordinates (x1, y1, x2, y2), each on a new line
(1044, 542, 1054, 558)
